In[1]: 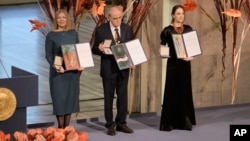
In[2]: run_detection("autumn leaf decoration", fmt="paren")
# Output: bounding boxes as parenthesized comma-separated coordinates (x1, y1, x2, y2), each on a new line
(29, 19, 47, 36)
(222, 9, 241, 17)
(9, 126, 88, 141)
(0, 131, 11, 141)
(91, 0, 106, 17)
(126, 0, 154, 38)
(183, 0, 197, 12)
(29, 0, 106, 36)
(221, 2, 250, 104)
(194, 0, 250, 104)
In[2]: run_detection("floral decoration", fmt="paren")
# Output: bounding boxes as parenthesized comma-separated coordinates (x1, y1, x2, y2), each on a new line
(0, 126, 88, 141)
(29, 0, 106, 36)
(187, 0, 250, 104)
(29, 0, 154, 42)
(183, 0, 197, 12)
(29, 19, 47, 36)
(126, 0, 153, 38)
(222, 9, 242, 17)
(0, 131, 10, 141)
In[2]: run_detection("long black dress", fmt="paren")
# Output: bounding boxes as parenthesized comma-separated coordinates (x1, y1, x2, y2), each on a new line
(45, 29, 81, 115)
(159, 25, 196, 131)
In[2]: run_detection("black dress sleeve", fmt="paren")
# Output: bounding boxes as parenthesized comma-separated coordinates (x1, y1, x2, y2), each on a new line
(160, 27, 171, 46)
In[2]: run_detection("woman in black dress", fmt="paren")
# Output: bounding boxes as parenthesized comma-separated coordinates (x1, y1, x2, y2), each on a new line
(159, 5, 196, 131)
(45, 9, 84, 128)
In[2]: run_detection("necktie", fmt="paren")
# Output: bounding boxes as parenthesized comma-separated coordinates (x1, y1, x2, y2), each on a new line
(114, 28, 120, 44)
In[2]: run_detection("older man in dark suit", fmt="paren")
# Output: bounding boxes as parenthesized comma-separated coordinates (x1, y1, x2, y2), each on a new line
(92, 6, 134, 136)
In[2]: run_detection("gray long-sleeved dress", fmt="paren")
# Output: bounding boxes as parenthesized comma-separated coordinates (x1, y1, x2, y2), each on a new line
(45, 29, 80, 115)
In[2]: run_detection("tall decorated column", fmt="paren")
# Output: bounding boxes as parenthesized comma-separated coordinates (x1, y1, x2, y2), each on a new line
(128, 0, 163, 113)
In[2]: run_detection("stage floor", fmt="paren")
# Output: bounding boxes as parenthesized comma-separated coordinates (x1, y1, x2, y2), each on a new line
(28, 104, 250, 141)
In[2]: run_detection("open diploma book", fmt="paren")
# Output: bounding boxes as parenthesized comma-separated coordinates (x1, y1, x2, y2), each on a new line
(111, 39, 148, 70)
(61, 43, 94, 70)
(172, 30, 202, 58)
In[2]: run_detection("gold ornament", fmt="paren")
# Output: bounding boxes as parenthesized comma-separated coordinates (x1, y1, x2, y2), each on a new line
(0, 87, 17, 121)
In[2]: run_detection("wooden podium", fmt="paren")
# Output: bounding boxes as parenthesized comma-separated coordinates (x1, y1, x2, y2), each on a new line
(0, 66, 38, 134)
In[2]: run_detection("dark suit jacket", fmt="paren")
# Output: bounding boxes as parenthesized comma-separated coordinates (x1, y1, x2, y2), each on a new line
(92, 22, 133, 78)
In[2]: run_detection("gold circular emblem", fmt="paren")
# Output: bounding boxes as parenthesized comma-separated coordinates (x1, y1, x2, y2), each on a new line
(0, 87, 17, 121)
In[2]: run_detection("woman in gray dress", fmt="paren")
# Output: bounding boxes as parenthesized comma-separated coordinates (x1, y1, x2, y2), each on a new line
(45, 9, 84, 128)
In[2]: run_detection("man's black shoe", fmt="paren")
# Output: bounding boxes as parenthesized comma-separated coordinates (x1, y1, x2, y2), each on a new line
(116, 125, 134, 133)
(107, 127, 116, 136)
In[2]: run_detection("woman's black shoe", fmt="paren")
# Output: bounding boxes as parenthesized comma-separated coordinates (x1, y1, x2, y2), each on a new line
(160, 125, 173, 131)
(184, 123, 192, 131)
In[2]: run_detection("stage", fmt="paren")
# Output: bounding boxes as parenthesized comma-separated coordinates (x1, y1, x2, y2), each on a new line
(29, 104, 250, 141)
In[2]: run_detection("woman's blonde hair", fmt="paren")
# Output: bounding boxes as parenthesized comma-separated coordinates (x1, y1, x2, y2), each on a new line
(53, 9, 74, 30)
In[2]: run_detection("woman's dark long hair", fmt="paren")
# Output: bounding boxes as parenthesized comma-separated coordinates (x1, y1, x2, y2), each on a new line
(171, 5, 185, 23)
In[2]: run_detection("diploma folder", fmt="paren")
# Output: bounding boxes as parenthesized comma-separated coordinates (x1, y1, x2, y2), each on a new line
(111, 39, 148, 70)
(172, 30, 202, 58)
(61, 43, 94, 70)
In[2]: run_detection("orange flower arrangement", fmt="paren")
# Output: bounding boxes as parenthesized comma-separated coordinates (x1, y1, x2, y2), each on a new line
(222, 9, 242, 17)
(189, 0, 250, 104)
(29, 0, 155, 45)
(0, 131, 11, 141)
(183, 0, 197, 12)
(126, 0, 154, 38)
(29, 20, 47, 36)
(29, 0, 106, 36)
(0, 126, 88, 141)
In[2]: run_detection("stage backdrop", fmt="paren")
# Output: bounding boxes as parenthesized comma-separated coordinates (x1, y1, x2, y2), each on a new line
(3, 0, 249, 113)
(181, 0, 250, 107)
(128, 0, 250, 114)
